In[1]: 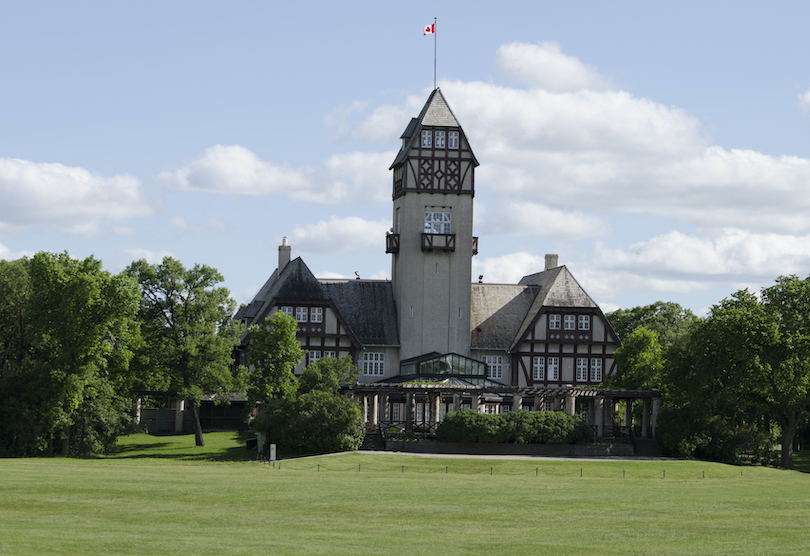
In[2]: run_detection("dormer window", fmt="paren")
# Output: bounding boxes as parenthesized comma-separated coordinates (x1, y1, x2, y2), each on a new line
(448, 131, 459, 149)
(435, 131, 445, 148)
(421, 130, 432, 148)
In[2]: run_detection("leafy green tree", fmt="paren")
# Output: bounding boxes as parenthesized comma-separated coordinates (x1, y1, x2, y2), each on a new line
(607, 301, 699, 346)
(128, 257, 244, 447)
(28, 252, 140, 456)
(245, 311, 304, 404)
(298, 355, 357, 395)
(253, 356, 364, 455)
(607, 327, 665, 390)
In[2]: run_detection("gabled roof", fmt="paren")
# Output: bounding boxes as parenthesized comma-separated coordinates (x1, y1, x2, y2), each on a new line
(322, 280, 399, 346)
(237, 258, 329, 328)
(390, 88, 479, 169)
(510, 266, 600, 351)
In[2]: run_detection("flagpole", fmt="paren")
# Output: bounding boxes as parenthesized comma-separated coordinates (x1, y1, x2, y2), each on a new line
(433, 17, 437, 89)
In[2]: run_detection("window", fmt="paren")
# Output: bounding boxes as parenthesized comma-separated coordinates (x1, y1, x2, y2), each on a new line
(323, 350, 336, 358)
(564, 315, 576, 330)
(421, 130, 432, 148)
(591, 358, 603, 382)
(576, 358, 588, 382)
(547, 357, 559, 381)
(280, 306, 293, 318)
(362, 352, 385, 376)
(308, 351, 321, 365)
(435, 131, 445, 148)
(484, 355, 503, 379)
(295, 307, 308, 322)
(424, 211, 451, 234)
(449, 131, 459, 149)
(310, 307, 322, 323)
(578, 315, 590, 330)
(532, 357, 545, 380)
(549, 315, 561, 330)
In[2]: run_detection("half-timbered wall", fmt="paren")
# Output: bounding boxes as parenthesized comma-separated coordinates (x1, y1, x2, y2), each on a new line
(511, 308, 618, 388)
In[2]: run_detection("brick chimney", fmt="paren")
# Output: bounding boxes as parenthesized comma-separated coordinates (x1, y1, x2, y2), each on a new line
(278, 237, 291, 271)
(545, 254, 559, 271)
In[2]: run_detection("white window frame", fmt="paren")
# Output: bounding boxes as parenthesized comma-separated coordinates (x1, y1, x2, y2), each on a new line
(564, 315, 576, 330)
(532, 356, 545, 380)
(435, 130, 445, 148)
(421, 130, 432, 148)
(484, 355, 503, 379)
(295, 307, 308, 323)
(591, 358, 603, 382)
(549, 315, 561, 330)
(310, 307, 322, 323)
(424, 211, 451, 234)
(576, 358, 588, 382)
(448, 131, 459, 149)
(362, 352, 385, 376)
(547, 357, 559, 381)
(578, 315, 590, 330)
(280, 306, 293, 318)
(308, 351, 321, 365)
(323, 350, 336, 358)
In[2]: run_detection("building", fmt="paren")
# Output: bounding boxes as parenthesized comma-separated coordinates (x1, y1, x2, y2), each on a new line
(235, 89, 661, 440)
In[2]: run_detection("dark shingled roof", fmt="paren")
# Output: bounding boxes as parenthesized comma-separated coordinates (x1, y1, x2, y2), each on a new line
(470, 284, 539, 349)
(322, 281, 399, 346)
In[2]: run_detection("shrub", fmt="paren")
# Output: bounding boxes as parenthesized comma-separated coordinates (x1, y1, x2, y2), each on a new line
(436, 410, 593, 444)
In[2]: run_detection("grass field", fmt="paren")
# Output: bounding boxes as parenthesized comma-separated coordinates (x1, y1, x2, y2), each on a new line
(2, 432, 809, 555)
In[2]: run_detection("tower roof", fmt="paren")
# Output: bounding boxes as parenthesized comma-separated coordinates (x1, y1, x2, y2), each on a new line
(390, 88, 477, 169)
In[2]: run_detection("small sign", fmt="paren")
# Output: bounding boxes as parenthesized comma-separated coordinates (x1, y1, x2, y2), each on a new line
(269, 444, 276, 462)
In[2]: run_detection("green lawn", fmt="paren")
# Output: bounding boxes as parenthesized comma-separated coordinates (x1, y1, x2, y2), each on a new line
(1, 432, 809, 555)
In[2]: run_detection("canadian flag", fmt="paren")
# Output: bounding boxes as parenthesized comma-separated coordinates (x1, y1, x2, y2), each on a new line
(423, 23, 435, 35)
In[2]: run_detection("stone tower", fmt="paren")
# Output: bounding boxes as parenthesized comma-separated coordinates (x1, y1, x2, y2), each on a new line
(386, 88, 479, 360)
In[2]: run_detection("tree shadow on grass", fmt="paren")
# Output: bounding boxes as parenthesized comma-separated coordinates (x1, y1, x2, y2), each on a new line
(792, 450, 810, 473)
(104, 432, 257, 462)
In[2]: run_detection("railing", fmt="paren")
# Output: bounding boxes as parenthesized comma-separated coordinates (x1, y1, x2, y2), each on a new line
(603, 425, 637, 453)
(385, 233, 400, 254)
(379, 419, 441, 439)
(421, 233, 455, 252)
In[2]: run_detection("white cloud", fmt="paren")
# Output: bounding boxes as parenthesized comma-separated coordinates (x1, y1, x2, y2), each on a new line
(484, 201, 609, 240)
(495, 41, 613, 92)
(0, 241, 34, 261)
(472, 252, 546, 284)
(168, 215, 227, 233)
(291, 216, 389, 253)
(800, 90, 810, 113)
(157, 145, 394, 205)
(593, 228, 810, 278)
(0, 158, 152, 234)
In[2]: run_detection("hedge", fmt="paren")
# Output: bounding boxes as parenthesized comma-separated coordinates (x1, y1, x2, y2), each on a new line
(435, 410, 594, 444)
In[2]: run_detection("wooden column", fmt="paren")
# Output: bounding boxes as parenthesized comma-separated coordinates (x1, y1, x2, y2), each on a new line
(512, 394, 522, 412)
(405, 392, 414, 434)
(381, 393, 390, 424)
(372, 394, 379, 425)
(533, 395, 542, 411)
(565, 393, 576, 416)
(594, 396, 604, 439)
(652, 398, 662, 439)
(642, 398, 651, 438)
(452, 393, 461, 412)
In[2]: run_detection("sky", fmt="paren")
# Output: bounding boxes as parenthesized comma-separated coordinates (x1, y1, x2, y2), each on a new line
(3, 1, 810, 316)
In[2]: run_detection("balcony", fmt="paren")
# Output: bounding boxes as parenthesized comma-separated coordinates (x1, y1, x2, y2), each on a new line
(385, 233, 400, 254)
(421, 233, 455, 252)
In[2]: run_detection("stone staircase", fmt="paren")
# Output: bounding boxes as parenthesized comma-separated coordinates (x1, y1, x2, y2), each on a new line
(359, 425, 385, 451)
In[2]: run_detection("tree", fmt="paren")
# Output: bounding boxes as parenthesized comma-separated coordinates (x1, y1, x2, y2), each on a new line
(128, 257, 244, 447)
(245, 311, 304, 404)
(253, 356, 364, 455)
(660, 279, 810, 468)
(607, 301, 699, 346)
(606, 327, 665, 390)
(27, 252, 140, 456)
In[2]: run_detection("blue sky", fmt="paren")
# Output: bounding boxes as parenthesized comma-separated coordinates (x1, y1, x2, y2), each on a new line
(3, 1, 810, 315)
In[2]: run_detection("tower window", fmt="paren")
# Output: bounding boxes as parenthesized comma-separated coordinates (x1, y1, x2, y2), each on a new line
(448, 131, 459, 149)
(549, 315, 561, 330)
(435, 131, 445, 148)
(310, 307, 322, 323)
(564, 315, 576, 330)
(421, 130, 432, 148)
(424, 211, 451, 234)
(295, 307, 308, 322)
